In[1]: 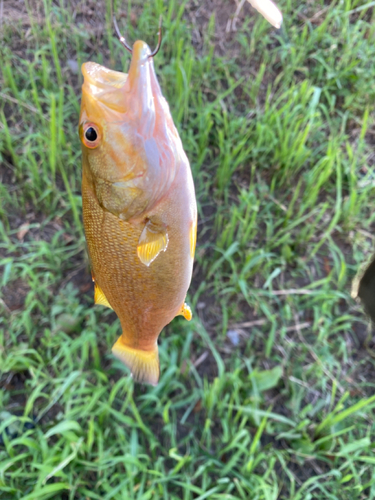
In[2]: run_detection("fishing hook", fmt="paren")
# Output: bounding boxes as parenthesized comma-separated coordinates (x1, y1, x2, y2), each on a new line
(113, 15, 163, 58)
(113, 16, 133, 54)
(149, 16, 163, 58)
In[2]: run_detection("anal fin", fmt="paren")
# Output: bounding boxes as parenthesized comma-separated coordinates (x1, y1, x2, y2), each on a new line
(112, 336, 159, 386)
(137, 220, 168, 267)
(94, 283, 113, 309)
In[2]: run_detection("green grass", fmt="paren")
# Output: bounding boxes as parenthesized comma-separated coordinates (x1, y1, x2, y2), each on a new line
(1, 0, 375, 498)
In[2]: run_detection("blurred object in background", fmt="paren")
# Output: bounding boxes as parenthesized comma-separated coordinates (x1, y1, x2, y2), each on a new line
(352, 258, 375, 323)
(247, 0, 283, 28)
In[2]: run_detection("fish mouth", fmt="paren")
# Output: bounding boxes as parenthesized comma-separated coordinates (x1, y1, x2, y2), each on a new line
(81, 62, 128, 112)
(81, 41, 154, 113)
(81, 41, 166, 137)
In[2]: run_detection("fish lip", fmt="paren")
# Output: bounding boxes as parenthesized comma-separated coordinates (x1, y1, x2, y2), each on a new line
(131, 40, 151, 64)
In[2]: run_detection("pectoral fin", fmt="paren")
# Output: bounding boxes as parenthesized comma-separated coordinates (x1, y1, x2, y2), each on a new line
(94, 283, 113, 309)
(177, 302, 192, 321)
(137, 220, 168, 267)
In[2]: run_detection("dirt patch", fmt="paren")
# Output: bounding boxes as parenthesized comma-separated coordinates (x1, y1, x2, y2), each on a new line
(0, 154, 16, 187)
(1, 277, 30, 311)
(186, 0, 253, 52)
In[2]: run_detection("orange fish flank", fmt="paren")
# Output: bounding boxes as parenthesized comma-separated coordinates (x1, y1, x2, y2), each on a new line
(79, 38, 197, 385)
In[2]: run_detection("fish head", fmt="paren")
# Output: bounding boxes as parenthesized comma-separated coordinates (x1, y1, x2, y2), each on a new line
(79, 41, 185, 220)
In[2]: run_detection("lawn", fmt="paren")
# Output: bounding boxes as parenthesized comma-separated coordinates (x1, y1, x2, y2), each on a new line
(1, 0, 375, 498)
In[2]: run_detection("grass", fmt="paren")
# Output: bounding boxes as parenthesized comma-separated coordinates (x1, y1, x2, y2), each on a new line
(1, 0, 375, 498)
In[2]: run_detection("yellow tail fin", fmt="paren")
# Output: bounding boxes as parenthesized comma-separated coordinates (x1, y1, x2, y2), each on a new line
(112, 337, 159, 386)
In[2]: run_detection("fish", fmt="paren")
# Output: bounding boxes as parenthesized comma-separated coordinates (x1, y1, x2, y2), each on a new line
(78, 22, 197, 386)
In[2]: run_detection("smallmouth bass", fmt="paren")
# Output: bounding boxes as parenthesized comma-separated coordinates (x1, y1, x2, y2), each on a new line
(79, 28, 197, 385)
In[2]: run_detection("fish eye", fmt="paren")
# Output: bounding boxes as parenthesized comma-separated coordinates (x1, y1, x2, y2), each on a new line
(80, 122, 101, 149)
(85, 127, 97, 142)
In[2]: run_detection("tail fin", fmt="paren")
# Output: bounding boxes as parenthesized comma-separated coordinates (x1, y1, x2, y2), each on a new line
(112, 336, 159, 386)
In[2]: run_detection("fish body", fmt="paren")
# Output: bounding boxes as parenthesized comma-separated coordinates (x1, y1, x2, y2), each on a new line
(79, 41, 197, 385)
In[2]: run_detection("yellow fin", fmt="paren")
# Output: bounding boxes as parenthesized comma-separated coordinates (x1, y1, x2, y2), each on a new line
(177, 302, 192, 321)
(94, 283, 113, 309)
(137, 220, 168, 267)
(112, 337, 159, 386)
(190, 215, 197, 258)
